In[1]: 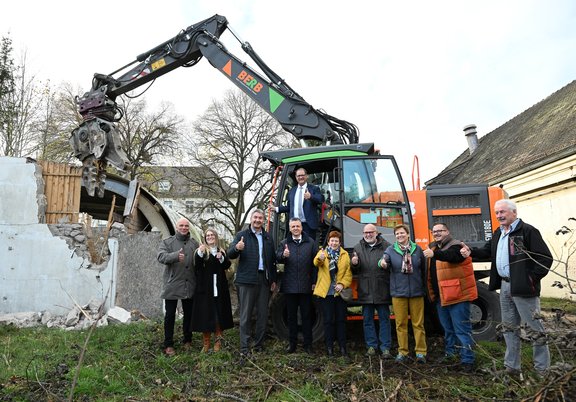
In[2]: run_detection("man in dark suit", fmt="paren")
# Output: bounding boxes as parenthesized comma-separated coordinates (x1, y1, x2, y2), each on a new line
(272, 168, 324, 239)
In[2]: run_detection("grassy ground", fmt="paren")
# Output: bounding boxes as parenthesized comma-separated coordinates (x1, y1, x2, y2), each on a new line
(1, 301, 575, 401)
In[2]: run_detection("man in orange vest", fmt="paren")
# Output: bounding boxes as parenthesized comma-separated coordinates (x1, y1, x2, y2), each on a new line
(424, 223, 477, 372)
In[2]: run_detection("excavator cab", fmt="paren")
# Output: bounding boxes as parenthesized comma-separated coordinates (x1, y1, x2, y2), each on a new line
(262, 143, 412, 250)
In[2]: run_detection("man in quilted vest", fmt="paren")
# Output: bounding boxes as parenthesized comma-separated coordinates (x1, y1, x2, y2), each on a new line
(424, 222, 477, 372)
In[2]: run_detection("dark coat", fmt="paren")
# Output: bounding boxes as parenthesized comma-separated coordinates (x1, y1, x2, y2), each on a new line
(228, 227, 277, 285)
(276, 232, 317, 294)
(352, 236, 391, 304)
(190, 249, 234, 332)
(384, 242, 426, 298)
(471, 219, 552, 297)
(157, 233, 198, 300)
(278, 184, 323, 230)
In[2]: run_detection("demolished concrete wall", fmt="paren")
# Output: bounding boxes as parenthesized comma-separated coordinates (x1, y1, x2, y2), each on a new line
(0, 157, 115, 315)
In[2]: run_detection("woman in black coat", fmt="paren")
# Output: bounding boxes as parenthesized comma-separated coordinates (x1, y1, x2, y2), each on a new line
(191, 228, 233, 352)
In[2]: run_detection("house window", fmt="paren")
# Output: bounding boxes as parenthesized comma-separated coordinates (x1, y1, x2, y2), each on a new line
(164, 200, 173, 209)
(157, 180, 171, 192)
(185, 200, 194, 213)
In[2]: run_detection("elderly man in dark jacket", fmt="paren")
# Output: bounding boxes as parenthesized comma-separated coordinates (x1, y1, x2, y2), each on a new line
(351, 224, 392, 358)
(228, 209, 277, 357)
(276, 218, 318, 354)
(462, 199, 553, 377)
(157, 218, 199, 356)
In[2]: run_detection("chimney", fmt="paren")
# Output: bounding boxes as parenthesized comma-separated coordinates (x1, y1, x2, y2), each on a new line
(463, 124, 479, 155)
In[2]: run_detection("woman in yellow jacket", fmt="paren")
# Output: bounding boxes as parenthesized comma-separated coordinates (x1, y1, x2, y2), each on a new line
(313, 231, 352, 357)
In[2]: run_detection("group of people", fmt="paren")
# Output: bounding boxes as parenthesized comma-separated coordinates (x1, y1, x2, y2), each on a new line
(157, 167, 553, 378)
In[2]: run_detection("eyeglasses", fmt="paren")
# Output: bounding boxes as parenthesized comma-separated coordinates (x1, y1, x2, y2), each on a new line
(432, 229, 447, 234)
(363, 231, 376, 235)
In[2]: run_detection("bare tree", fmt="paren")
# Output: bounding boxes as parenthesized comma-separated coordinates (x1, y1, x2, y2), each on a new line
(32, 81, 83, 162)
(183, 89, 293, 238)
(0, 39, 42, 157)
(115, 97, 184, 179)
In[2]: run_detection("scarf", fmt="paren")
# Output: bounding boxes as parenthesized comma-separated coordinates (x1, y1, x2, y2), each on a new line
(397, 242, 414, 274)
(326, 247, 340, 281)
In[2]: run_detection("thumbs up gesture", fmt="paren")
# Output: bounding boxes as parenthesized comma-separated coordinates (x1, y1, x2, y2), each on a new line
(351, 251, 359, 265)
(283, 244, 290, 258)
(304, 188, 311, 200)
(178, 248, 185, 262)
(236, 236, 245, 251)
(318, 248, 326, 262)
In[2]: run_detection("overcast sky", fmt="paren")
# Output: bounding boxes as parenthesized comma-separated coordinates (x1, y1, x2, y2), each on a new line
(2, 0, 576, 185)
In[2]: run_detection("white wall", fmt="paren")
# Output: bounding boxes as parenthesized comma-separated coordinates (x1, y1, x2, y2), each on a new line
(0, 158, 116, 314)
(499, 154, 576, 299)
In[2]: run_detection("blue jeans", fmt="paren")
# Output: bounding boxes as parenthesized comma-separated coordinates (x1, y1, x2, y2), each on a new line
(436, 301, 475, 364)
(499, 281, 549, 372)
(362, 304, 392, 351)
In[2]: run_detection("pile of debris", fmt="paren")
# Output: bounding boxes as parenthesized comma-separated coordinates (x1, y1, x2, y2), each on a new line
(0, 299, 146, 330)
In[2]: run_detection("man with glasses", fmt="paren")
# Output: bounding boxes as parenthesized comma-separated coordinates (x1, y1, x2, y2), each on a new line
(271, 168, 323, 240)
(351, 224, 393, 358)
(423, 223, 477, 372)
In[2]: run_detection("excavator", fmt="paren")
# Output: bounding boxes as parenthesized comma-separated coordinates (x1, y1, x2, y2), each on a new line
(70, 14, 503, 342)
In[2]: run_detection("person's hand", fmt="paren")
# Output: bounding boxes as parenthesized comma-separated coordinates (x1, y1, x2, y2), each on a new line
(268, 205, 276, 214)
(378, 257, 388, 269)
(178, 248, 184, 262)
(236, 236, 245, 251)
(216, 250, 223, 260)
(460, 243, 471, 258)
(270, 282, 277, 292)
(198, 244, 207, 254)
(304, 188, 311, 200)
(351, 251, 359, 265)
(334, 283, 343, 292)
(318, 249, 326, 261)
(283, 244, 290, 258)
(423, 248, 434, 258)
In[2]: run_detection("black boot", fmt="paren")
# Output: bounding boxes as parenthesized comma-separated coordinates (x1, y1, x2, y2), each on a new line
(286, 343, 296, 354)
(340, 346, 348, 357)
(326, 347, 334, 356)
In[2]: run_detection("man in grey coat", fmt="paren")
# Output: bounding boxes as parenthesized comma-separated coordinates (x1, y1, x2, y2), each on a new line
(157, 218, 199, 356)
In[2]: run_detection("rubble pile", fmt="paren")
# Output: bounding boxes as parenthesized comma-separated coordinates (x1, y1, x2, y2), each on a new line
(0, 299, 144, 330)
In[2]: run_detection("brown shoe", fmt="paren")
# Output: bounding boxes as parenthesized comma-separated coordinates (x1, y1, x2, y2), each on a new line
(201, 332, 211, 353)
(164, 347, 175, 356)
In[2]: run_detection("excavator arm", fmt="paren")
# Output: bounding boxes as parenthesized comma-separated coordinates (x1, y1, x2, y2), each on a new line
(70, 14, 358, 197)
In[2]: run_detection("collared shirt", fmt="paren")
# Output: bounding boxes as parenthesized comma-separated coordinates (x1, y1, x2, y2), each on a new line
(496, 218, 520, 278)
(252, 227, 264, 271)
(293, 237, 302, 243)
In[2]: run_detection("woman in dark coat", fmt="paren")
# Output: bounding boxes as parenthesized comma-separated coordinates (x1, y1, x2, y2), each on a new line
(191, 228, 233, 352)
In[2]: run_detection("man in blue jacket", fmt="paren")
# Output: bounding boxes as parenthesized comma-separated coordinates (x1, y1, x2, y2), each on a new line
(462, 199, 552, 377)
(228, 209, 277, 358)
(272, 168, 323, 240)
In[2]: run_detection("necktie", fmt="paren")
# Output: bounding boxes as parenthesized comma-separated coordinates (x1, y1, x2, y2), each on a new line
(297, 186, 305, 219)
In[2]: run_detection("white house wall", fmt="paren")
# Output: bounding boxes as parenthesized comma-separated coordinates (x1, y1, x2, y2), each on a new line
(499, 154, 576, 298)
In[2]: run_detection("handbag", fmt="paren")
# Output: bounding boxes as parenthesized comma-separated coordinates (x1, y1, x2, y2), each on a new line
(339, 287, 353, 302)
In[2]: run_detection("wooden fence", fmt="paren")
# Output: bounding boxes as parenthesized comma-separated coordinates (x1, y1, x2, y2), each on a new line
(39, 161, 82, 224)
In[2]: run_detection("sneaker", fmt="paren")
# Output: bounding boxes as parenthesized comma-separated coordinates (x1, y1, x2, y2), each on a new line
(366, 347, 376, 356)
(395, 353, 406, 363)
(415, 353, 426, 364)
(380, 349, 393, 359)
(163, 347, 175, 357)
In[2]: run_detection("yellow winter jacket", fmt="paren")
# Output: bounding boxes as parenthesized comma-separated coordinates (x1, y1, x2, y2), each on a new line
(313, 247, 352, 298)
